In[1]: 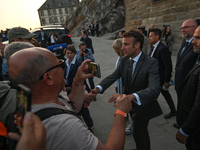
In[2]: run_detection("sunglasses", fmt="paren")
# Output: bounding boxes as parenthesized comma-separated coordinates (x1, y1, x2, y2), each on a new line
(38, 59, 65, 80)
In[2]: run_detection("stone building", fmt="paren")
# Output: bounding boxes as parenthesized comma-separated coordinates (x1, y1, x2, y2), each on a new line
(124, 0, 200, 54)
(38, 0, 79, 26)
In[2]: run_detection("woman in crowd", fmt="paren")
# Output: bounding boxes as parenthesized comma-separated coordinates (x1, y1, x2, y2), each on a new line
(161, 25, 175, 54)
(63, 45, 82, 95)
(63, 45, 94, 129)
(112, 38, 124, 94)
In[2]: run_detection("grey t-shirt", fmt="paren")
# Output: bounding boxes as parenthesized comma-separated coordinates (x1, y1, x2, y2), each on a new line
(32, 101, 98, 150)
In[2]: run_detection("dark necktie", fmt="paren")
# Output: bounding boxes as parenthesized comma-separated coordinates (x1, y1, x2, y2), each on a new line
(149, 46, 154, 57)
(128, 59, 134, 89)
(196, 55, 200, 64)
(180, 42, 189, 56)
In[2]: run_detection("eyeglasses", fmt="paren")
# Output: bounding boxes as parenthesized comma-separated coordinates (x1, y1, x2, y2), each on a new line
(38, 59, 65, 80)
(180, 25, 195, 30)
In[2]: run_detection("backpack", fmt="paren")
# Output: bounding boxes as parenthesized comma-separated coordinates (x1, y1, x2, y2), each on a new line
(0, 122, 7, 150)
(34, 108, 82, 121)
(0, 91, 9, 150)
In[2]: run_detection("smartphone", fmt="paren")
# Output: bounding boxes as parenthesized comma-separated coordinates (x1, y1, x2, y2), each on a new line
(88, 62, 101, 78)
(16, 84, 32, 134)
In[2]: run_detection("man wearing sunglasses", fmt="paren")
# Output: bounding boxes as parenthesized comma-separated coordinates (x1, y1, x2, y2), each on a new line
(8, 47, 132, 150)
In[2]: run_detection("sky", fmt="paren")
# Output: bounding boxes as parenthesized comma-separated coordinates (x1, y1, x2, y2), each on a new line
(0, 0, 46, 31)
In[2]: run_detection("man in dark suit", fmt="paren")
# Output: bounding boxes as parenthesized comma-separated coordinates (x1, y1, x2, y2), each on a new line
(149, 28, 177, 118)
(92, 30, 162, 150)
(173, 19, 198, 129)
(53, 33, 65, 59)
(38, 28, 48, 48)
(53, 33, 64, 44)
(88, 22, 95, 37)
(94, 21, 99, 37)
(176, 25, 200, 150)
(81, 30, 94, 54)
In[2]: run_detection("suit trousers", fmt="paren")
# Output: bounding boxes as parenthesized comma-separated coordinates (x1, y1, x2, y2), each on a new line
(41, 40, 47, 48)
(132, 114, 150, 150)
(161, 89, 176, 112)
(185, 130, 200, 150)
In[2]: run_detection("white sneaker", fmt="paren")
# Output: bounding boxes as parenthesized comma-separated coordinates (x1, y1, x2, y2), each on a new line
(125, 121, 133, 135)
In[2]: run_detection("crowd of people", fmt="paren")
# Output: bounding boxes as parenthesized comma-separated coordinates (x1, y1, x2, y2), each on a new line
(0, 18, 200, 150)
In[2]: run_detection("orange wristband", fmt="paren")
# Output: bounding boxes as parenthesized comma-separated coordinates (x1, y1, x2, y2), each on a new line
(114, 110, 127, 118)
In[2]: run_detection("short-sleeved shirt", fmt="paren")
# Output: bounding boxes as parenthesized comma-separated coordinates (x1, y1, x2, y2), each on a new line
(32, 100, 98, 150)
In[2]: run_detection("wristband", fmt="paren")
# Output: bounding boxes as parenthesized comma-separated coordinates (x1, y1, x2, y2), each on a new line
(114, 110, 127, 118)
(73, 79, 84, 86)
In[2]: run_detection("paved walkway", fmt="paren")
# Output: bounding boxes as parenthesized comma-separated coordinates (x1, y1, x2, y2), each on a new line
(71, 36, 185, 150)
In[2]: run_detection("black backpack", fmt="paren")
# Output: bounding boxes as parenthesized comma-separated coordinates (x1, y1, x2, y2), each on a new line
(34, 108, 93, 133)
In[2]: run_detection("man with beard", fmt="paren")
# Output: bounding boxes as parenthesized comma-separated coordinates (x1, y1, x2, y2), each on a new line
(173, 19, 198, 129)
(176, 25, 200, 150)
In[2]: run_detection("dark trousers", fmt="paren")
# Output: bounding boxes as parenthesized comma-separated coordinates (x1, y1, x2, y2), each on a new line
(185, 130, 200, 150)
(161, 89, 176, 112)
(96, 29, 99, 37)
(132, 114, 150, 150)
(79, 105, 93, 128)
(91, 30, 94, 37)
(41, 40, 47, 48)
(88, 77, 95, 90)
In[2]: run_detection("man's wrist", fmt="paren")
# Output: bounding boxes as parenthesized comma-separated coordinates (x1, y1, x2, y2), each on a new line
(114, 110, 127, 118)
(73, 78, 84, 86)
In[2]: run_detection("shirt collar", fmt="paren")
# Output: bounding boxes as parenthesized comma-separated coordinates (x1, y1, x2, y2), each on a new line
(66, 55, 77, 65)
(130, 51, 142, 63)
(153, 40, 160, 50)
(186, 37, 194, 43)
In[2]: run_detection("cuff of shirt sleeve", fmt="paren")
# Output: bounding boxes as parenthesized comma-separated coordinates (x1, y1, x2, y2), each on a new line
(180, 128, 189, 137)
(133, 93, 141, 106)
(96, 85, 103, 93)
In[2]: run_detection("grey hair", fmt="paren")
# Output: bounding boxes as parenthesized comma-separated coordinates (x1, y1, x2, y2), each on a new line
(10, 54, 53, 88)
(4, 42, 34, 64)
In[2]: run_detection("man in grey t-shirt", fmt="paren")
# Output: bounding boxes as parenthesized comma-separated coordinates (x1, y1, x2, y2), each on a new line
(8, 47, 132, 150)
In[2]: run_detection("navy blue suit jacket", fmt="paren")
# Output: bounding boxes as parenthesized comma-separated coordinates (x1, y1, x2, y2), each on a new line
(64, 59, 82, 87)
(38, 32, 48, 42)
(151, 42, 172, 85)
(175, 39, 198, 95)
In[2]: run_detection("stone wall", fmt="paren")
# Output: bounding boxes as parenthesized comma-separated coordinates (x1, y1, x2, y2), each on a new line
(124, 0, 200, 55)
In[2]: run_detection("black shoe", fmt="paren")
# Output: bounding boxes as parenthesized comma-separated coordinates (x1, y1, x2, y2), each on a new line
(164, 111, 177, 119)
(173, 123, 180, 129)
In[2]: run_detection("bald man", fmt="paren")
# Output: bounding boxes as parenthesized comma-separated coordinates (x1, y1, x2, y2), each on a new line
(176, 26, 200, 149)
(173, 19, 198, 129)
(8, 47, 132, 150)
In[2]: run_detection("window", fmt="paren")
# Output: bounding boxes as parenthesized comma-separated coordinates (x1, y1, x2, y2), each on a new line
(54, 17, 58, 23)
(53, 9, 56, 15)
(40, 11, 44, 16)
(42, 19, 46, 24)
(65, 8, 68, 13)
(49, 18, 52, 23)
(59, 3, 62, 6)
(46, 4, 49, 8)
(48, 10, 51, 15)
(59, 9, 62, 14)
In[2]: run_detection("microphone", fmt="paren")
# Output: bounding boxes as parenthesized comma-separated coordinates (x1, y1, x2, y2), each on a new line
(47, 43, 68, 52)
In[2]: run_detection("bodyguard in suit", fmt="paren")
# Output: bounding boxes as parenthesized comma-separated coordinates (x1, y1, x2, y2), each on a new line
(88, 22, 94, 37)
(81, 30, 94, 54)
(38, 28, 47, 48)
(94, 21, 99, 37)
(149, 28, 177, 118)
(176, 26, 200, 150)
(92, 30, 162, 150)
(173, 19, 198, 129)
